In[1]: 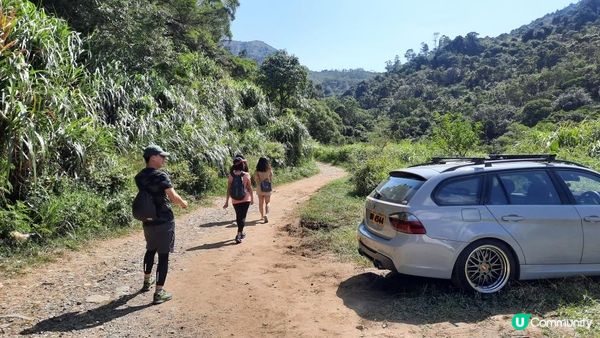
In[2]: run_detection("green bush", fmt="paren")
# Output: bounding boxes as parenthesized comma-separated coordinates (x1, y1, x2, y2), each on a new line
(317, 141, 440, 196)
(85, 155, 131, 196)
(314, 145, 349, 164)
(0, 201, 32, 240)
(352, 157, 390, 196)
(169, 159, 219, 196)
(268, 112, 312, 165)
(263, 141, 287, 168)
(105, 193, 134, 227)
(35, 184, 107, 239)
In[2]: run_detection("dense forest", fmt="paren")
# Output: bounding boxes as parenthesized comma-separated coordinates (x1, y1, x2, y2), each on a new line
(344, 0, 600, 142)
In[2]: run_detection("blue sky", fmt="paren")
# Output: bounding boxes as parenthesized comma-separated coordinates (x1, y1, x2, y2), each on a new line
(231, 0, 576, 72)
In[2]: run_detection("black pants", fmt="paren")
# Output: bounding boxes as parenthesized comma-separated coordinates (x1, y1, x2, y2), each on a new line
(233, 202, 251, 233)
(143, 251, 169, 286)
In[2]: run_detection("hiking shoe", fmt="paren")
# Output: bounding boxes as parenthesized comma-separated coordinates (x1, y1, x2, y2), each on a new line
(142, 276, 155, 292)
(153, 289, 172, 304)
(235, 232, 243, 244)
(264, 215, 269, 223)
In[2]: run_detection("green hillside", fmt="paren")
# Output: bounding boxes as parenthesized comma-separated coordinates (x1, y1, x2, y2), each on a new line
(309, 69, 379, 97)
(344, 0, 600, 141)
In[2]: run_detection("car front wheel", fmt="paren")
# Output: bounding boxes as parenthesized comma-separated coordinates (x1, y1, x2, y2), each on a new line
(452, 239, 515, 294)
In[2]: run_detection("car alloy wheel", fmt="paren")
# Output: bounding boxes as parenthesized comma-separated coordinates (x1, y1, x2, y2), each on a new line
(453, 240, 515, 294)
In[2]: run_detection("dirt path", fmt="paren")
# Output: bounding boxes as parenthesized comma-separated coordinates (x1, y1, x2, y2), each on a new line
(0, 163, 532, 337)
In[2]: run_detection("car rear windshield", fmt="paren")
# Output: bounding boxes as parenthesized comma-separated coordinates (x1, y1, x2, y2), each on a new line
(369, 172, 426, 204)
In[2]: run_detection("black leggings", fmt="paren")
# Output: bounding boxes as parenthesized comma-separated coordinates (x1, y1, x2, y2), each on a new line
(233, 202, 251, 233)
(143, 250, 169, 286)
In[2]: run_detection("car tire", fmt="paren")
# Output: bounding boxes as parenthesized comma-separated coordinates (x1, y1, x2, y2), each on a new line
(452, 239, 516, 294)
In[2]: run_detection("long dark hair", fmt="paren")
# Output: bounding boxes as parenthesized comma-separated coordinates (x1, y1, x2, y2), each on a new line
(256, 157, 271, 172)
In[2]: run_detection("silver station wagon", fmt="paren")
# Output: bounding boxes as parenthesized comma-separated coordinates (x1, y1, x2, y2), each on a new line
(357, 154, 600, 293)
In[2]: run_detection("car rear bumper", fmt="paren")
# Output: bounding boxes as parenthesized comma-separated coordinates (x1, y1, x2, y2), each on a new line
(358, 221, 463, 279)
(358, 239, 398, 273)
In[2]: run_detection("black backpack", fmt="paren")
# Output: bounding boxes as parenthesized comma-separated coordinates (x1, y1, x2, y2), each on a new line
(260, 179, 272, 192)
(230, 173, 246, 200)
(132, 189, 157, 222)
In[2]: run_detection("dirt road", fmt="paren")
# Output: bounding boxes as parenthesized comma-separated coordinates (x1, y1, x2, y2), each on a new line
(0, 163, 534, 337)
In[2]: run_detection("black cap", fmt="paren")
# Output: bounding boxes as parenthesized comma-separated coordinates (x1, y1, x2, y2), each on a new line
(143, 145, 170, 159)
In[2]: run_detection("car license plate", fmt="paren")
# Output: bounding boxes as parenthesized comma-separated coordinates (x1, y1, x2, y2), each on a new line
(369, 210, 385, 227)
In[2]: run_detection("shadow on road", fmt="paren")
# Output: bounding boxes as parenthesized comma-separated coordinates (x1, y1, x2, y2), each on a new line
(198, 220, 233, 228)
(199, 219, 262, 228)
(20, 292, 150, 334)
(187, 239, 238, 251)
(337, 271, 600, 325)
(225, 220, 261, 228)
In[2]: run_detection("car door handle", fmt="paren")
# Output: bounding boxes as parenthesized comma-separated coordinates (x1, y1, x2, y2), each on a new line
(501, 215, 524, 222)
(584, 216, 600, 223)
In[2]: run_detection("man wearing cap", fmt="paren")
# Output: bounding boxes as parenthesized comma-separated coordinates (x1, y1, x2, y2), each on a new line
(134, 144, 188, 304)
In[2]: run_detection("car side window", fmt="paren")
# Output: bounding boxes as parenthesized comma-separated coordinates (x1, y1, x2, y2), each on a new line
(557, 170, 600, 205)
(488, 175, 508, 205)
(434, 176, 482, 206)
(497, 171, 560, 205)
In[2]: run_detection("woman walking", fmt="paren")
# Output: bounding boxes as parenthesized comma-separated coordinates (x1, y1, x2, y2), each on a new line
(223, 157, 253, 243)
(254, 157, 273, 223)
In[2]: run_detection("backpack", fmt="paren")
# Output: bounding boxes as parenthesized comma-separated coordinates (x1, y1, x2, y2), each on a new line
(230, 173, 246, 200)
(260, 179, 272, 192)
(132, 189, 157, 222)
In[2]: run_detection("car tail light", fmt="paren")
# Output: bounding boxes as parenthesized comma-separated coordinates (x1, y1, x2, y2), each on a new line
(388, 212, 426, 234)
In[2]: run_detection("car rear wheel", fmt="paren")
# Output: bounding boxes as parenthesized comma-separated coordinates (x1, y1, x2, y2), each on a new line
(452, 240, 515, 294)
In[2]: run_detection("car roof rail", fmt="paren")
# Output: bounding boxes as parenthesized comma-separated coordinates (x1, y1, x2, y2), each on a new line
(487, 154, 587, 168)
(483, 154, 557, 167)
(487, 154, 556, 161)
(431, 157, 486, 164)
(552, 159, 589, 168)
(410, 157, 485, 167)
(439, 154, 589, 172)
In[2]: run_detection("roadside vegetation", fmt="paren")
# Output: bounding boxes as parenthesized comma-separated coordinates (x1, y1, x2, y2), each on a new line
(0, 0, 321, 274)
(298, 178, 367, 264)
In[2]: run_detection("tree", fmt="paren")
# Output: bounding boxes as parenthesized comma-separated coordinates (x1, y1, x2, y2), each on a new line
(420, 42, 429, 56)
(473, 105, 516, 140)
(258, 50, 308, 112)
(39, 0, 240, 71)
(301, 100, 343, 144)
(404, 49, 416, 62)
(430, 113, 482, 156)
(553, 88, 592, 111)
(520, 99, 553, 127)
